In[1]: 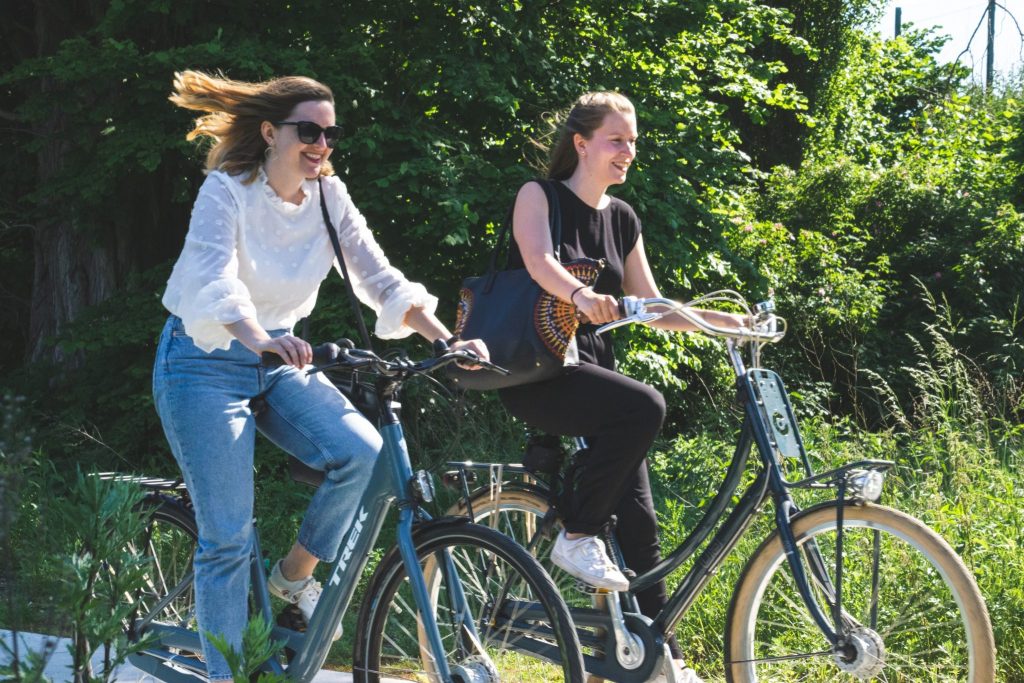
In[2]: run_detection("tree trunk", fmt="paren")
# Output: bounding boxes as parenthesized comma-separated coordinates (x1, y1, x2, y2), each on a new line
(27, 1, 119, 363)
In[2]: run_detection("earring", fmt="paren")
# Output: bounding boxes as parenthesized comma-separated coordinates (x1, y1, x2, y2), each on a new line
(264, 144, 276, 162)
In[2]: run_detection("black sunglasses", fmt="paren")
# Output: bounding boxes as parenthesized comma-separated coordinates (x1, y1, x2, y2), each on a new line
(274, 121, 343, 146)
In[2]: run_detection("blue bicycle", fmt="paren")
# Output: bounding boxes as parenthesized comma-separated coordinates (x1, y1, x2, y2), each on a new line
(106, 342, 585, 682)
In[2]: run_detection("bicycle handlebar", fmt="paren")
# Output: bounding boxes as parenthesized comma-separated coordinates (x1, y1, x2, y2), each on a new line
(596, 293, 787, 344)
(261, 339, 511, 378)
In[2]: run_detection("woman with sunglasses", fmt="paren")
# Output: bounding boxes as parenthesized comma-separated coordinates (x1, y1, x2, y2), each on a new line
(153, 70, 487, 681)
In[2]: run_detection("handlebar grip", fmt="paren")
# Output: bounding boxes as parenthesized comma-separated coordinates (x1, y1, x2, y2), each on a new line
(431, 338, 450, 358)
(432, 339, 511, 376)
(312, 342, 343, 365)
(260, 342, 342, 368)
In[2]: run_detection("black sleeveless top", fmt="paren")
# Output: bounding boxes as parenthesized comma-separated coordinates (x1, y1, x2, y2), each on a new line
(507, 181, 642, 369)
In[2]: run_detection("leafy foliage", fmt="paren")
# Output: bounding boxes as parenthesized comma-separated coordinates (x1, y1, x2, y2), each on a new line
(730, 26, 1024, 423)
(1, 1, 1023, 677)
(50, 474, 153, 683)
(1, 0, 812, 468)
(206, 616, 288, 683)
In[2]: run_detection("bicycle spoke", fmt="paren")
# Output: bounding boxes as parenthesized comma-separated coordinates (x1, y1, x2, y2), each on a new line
(361, 524, 582, 681)
(870, 528, 881, 629)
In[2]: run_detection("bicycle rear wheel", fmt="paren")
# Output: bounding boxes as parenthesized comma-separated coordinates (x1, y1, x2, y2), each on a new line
(725, 503, 995, 682)
(122, 494, 198, 641)
(353, 519, 585, 682)
(449, 489, 592, 608)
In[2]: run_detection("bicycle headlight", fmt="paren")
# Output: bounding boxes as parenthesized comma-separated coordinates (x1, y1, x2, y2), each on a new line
(846, 469, 885, 503)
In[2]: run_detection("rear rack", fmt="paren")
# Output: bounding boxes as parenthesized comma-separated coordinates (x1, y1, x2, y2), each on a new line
(94, 471, 187, 491)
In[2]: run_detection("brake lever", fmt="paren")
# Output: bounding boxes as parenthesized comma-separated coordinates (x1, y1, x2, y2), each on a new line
(478, 358, 511, 375)
(449, 350, 512, 375)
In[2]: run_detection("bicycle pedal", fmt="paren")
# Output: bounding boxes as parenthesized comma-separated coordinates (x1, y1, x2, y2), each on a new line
(574, 580, 612, 595)
(276, 603, 308, 632)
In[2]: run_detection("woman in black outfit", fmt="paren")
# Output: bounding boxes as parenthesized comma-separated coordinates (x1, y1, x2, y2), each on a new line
(498, 92, 745, 682)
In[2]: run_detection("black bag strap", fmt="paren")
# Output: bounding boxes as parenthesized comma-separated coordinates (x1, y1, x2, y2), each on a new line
(488, 178, 562, 273)
(318, 177, 374, 351)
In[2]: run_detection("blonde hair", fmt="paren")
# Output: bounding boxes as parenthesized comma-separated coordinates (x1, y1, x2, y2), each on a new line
(169, 70, 336, 182)
(545, 91, 635, 180)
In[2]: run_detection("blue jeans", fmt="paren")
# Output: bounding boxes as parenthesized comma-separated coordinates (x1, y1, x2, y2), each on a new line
(152, 315, 381, 680)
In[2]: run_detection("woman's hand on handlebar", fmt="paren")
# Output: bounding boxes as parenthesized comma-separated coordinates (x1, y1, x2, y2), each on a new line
(226, 319, 312, 367)
(254, 334, 312, 368)
(450, 338, 490, 370)
(574, 288, 619, 325)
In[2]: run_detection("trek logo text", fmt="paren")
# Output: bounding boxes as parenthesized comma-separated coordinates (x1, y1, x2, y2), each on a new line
(329, 506, 369, 585)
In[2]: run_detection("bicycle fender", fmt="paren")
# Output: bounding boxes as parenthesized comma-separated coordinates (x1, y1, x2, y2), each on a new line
(409, 514, 473, 538)
(737, 499, 876, 573)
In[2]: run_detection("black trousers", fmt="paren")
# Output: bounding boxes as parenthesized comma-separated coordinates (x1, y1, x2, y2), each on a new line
(499, 362, 683, 658)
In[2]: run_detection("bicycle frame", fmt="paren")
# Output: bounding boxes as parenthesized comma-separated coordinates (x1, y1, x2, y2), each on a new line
(637, 339, 894, 651)
(129, 385, 475, 683)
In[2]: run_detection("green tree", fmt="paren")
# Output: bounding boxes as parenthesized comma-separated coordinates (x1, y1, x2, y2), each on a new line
(1, 0, 810, 463)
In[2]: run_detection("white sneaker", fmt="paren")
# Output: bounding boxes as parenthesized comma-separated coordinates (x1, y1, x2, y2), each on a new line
(550, 532, 629, 592)
(268, 560, 343, 641)
(677, 666, 704, 683)
(652, 659, 704, 683)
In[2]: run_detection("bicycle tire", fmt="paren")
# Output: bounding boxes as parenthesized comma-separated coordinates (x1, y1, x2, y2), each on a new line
(449, 488, 595, 606)
(352, 518, 586, 682)
(724, 502, 996, 682)
(122, 494, 198, 642)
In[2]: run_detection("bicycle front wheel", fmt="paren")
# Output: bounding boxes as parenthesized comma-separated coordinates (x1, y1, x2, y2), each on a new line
(725, 503, 995, 682)
(353, 519, 585, 682)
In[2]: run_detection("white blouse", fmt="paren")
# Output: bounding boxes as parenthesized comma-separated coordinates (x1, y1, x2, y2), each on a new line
(162, 169, 437, 352)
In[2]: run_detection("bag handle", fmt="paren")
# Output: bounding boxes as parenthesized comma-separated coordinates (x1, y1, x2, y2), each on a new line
(488, 178, 561, 274)
(318, 177, 374, 351)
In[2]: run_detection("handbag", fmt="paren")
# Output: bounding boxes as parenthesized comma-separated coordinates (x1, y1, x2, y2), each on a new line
(447, 179, 603, 391)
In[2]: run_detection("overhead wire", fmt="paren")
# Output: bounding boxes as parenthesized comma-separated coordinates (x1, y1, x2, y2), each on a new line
(951, 2, 1024, 82)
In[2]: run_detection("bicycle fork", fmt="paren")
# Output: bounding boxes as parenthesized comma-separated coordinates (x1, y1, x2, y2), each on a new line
(745, 377, 845, 653)
(775, 499, 841, 647)
(777, 483, 882, 663)
(393, 508, 458, 681)
(385, 422, 490, 683)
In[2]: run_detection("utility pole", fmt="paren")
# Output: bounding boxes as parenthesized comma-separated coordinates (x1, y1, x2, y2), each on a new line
(987, 0, 996, 90)
(895, 7, 902, 37)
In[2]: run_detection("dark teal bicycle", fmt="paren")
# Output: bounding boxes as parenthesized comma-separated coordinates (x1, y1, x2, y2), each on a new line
(446, 292, 996, 682)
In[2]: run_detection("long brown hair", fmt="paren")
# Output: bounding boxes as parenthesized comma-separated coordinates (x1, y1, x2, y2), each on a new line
(169, 70, 335, 182)
(545, 92, 635, 180)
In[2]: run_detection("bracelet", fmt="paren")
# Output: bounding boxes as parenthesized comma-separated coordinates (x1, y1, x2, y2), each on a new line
(569, 285, 588, 306)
